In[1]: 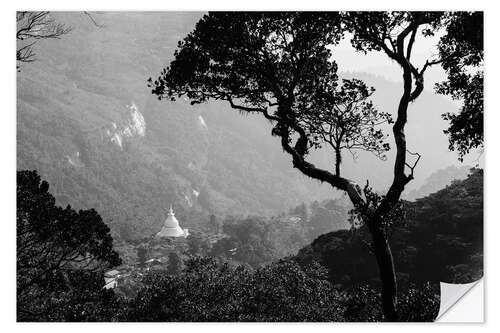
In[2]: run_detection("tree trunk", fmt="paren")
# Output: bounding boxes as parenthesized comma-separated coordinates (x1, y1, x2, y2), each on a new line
(367, 215, 398, 321)
(276, 103, 403, 321)
(335, 148, 341, 176)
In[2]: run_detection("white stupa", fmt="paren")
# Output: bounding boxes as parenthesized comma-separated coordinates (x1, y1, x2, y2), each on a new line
(156, 205, 189, 238)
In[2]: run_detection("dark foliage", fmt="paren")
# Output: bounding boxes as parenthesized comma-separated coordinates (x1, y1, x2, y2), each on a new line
(127, 257, 438, 322)
(17, 170, 122, 321)
(341, 282, 439, 322)
(16, 169, 478, 322)
(296, 169, 483, 289)
(436, 12, 484, 159)
(128, 257, 342, 321)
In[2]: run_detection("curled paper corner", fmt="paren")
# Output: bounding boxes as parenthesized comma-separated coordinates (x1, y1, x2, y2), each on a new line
(436, 279, 484, 322)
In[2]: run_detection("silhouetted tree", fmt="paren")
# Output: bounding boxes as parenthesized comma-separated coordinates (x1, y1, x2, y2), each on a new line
(150, 12, 483, 321)
(296, 169, 482, 317)
(17, 170, 121, 321)
(436, 12, 483, 159)
(301, 78, 392, 176)
(340, 12, 484, 318)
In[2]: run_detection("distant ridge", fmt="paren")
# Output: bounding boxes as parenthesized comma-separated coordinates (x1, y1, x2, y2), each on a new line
(404, 165, 472, 201)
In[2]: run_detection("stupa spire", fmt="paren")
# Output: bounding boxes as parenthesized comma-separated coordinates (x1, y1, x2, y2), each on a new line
(156, 203, 189, 238)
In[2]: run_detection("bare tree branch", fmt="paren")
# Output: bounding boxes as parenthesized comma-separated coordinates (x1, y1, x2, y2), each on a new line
(404, 150, 421, 180)
(83, 11, 105, 28)
(16, 11, 71, 68)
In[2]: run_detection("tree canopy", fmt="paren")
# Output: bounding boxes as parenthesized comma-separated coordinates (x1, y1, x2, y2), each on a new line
(17, 170, 121, 320)
(436, 12, 483, 159)
(149, 11, 484, 320)
(148, 12, 383, 206)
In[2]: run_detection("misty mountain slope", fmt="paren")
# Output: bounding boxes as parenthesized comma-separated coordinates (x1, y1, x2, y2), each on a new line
(17, 12, 473, 239)
(404, 165, 473, 201)
(17, 12, 334, 239)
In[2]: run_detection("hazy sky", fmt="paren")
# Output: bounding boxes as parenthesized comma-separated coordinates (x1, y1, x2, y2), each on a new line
(332, 31, 449, 91)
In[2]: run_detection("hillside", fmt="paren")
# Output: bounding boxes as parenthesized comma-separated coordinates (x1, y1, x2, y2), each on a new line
(296, 168, 483, 287)
(404, 165, 473, 201)
(17, 12, 472, 239)
(17, 12, 335, 239)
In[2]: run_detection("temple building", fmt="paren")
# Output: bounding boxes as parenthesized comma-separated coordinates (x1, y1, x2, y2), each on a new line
(156, 205, 189, 238)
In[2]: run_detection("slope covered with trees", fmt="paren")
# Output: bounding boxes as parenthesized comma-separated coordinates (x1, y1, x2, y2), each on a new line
(17, 12, 338, 240)
(16, 168, 481, 322)
(404, 165, 472, 201)
(17, 13, 475, 243)
(296, 168, 483, 288)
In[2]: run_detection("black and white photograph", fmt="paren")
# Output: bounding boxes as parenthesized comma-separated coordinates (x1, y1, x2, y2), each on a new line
(9, 5, 487, 324)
